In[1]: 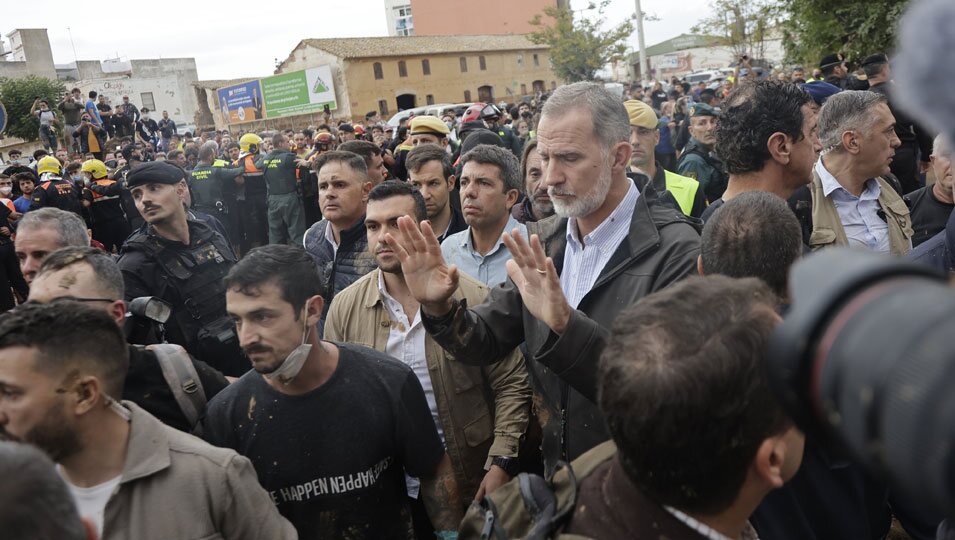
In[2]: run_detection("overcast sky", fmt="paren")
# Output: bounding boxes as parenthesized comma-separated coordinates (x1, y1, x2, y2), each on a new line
(5, 0, 711, 81)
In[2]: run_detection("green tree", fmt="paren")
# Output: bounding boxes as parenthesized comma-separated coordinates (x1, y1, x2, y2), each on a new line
(529, 1, 634, 82)
(780, 0, 909, 67)
(692, 0, 783, 62)
(0, 76, 67, 141)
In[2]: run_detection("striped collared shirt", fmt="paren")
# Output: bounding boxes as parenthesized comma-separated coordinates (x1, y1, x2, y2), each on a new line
(559, 181, 640, 309)
(664, 506, 760, 540)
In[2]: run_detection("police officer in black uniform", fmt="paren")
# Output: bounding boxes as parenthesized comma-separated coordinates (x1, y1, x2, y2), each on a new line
(117, 161, 246, 376)
(189, 142, 244, 245)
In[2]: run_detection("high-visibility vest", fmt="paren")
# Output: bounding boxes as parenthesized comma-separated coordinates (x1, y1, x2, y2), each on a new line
(663, 169, 701, 216)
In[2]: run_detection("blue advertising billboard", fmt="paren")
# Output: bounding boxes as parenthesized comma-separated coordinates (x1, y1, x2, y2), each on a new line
(217, 80, 265, 124)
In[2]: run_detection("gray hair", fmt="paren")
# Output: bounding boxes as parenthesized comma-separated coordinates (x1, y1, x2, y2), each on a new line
(0, 442, 87, 540)
(198, 141, 219, 161)
(818, 90, 888, 154)
(541, 82, 630, 152)
(932, 134, 948, 157)
(460, 144, 523, 193)
(37, 246, 125, 300)
(17, 208, 90, 249)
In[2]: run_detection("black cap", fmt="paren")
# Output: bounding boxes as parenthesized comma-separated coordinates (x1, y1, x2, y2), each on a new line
(126, 161, 186, 189)
(861, 52, 888, 67)
(339, 123, 355, 133)
(819, 53, 845, 69)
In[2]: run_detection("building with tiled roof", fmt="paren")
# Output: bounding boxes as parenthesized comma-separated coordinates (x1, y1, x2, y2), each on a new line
(274, 34, 557, 121)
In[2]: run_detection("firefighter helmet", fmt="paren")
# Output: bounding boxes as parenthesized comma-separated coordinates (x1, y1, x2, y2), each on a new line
(239, 133, 263, 154)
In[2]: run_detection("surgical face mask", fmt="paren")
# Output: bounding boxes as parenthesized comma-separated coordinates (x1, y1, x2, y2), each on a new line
(0, 186, 11, 196)
(142, 113, 150, 119)
(72, 174, 83, 183)
(263, 309, 312, 385)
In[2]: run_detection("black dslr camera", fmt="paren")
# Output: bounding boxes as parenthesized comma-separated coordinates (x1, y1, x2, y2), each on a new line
(767, 249, 955, 517)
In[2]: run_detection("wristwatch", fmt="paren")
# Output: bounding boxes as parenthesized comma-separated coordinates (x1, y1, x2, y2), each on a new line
(491, 456, 520, 477)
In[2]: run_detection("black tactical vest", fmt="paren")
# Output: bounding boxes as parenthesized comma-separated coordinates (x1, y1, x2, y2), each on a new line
(123, 223, 245, 375)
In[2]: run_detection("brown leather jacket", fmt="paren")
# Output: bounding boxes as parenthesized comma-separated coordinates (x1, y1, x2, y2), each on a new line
(324, 269, 532, 500)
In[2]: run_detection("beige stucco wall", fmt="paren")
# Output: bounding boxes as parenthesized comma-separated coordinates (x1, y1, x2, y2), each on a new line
(342, 49, 556, 119)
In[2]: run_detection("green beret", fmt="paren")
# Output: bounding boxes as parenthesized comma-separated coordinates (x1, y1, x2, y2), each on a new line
(690, 103, 720, 118)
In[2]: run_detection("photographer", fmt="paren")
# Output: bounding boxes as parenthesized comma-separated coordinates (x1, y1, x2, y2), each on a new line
(57, 88, 86, 153)
(72, 113, 107, 160)
(29, 98, 59, 152)
(136, 107, 160, 148)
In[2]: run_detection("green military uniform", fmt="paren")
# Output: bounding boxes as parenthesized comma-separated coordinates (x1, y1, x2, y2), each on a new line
(189, 161, 244, 245)
(189, 162, 243, 214)
(255, 149, 306, 245)
(676, 103, 728, 204)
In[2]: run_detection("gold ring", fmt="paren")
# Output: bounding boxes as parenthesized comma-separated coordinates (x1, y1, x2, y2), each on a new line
(536, 268, 547, 275)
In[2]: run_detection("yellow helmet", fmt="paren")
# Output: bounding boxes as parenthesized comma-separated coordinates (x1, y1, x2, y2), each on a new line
(37, 155, 62, 176)
(239, 133, 263, 153)
(81, 159, 109, 179)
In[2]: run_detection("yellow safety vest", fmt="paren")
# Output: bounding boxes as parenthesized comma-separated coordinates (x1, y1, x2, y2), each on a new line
(663, 169, 701, 216)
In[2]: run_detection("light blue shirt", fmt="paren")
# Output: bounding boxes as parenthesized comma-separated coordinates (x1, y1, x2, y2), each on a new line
(442, 214, 526, 287)
(816, 159, 889, 252)
(560, 181, 640, 309)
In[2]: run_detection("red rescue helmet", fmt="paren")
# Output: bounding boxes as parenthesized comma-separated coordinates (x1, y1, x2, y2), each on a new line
(462, 102, 503, 123)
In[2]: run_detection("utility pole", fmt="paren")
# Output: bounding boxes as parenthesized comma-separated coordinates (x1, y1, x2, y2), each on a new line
(634, 0, 649, 84)
(67, 26, 79, 65)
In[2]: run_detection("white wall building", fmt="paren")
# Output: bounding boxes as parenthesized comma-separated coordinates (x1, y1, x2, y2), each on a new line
(0, 28, 200, 154)
(384, 0, 414, 36)
(632, 33, 785, 81)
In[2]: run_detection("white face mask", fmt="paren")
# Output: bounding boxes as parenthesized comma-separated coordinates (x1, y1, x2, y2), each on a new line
(0, 186, 11, 196)
(263, 309, 312, 385)
(142, 113, 150, 119)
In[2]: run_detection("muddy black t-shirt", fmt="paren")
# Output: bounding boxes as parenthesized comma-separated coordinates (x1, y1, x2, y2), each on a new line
(202, 342, 444, 539)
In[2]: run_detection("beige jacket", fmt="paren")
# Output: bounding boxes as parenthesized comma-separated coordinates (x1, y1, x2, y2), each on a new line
(324, 269, 532, 499)
(100, 402, 297, 540)
(808, 169, 913, 255)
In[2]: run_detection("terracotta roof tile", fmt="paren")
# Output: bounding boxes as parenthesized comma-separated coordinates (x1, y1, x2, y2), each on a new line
(304, 34, 547, 59)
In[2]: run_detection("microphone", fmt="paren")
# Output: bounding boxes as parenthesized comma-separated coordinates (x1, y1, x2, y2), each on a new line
(894, 0, 955, 147)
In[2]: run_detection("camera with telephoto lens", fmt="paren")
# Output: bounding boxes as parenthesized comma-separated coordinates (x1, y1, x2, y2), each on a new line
(766, 249, 955, 518)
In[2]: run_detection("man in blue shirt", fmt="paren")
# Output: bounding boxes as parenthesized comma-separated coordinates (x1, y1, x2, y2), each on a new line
(85, 90, 103, 126)
(12, 172, 36, 214)
(441, 144, 525, 287)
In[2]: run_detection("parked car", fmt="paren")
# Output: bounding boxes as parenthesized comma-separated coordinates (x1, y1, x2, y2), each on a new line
(386, 104, 457, 127)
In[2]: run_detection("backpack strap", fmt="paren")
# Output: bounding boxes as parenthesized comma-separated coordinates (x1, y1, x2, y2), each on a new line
(147, 344, 207, 431)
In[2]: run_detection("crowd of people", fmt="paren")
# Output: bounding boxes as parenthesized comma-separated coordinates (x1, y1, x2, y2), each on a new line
(0, 45, 952, 540)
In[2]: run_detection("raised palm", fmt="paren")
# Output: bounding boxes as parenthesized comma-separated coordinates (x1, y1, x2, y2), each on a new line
(385, 216, 458, 314)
